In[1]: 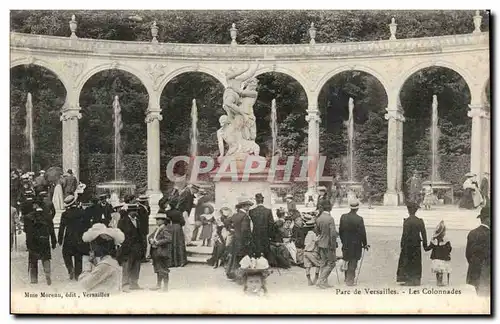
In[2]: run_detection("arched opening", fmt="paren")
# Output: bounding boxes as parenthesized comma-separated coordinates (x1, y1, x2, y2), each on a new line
(10, 64, 66, 172)
(318, 70, 388, 200)
(159, 72, 225, 190)
(79, 69, 149, 194)
(400, 66, 472, 203)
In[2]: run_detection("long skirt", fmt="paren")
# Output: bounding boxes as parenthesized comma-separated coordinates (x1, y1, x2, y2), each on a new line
(52, 184, 64, 210)
(268, 244, 292, 269)
(200, 224, 213, 241)
(459, 189, 475, 209)
(396, 244, 422, 285)
(206, 238, 225, 266)
(170, 224, 187, 267)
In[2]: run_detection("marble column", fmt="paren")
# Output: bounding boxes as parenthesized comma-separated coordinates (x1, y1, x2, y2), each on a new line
(60, 107, 81, 179)
(383, 108, 405, 206)
(145, 109, 163, 211)
(304, 107, 320, 204)
(468, 103, 489, 178)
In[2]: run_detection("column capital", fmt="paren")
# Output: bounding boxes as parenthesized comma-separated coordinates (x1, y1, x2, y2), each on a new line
(468, 104, 489, 119)
(384, 108, 405, 122)
(60, 108, 82, 121)
(145, 110, 163, 123)
(305, 109, 320, 123)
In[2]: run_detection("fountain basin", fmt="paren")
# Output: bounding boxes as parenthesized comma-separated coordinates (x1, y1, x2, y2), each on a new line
(96, 180, 136, 207)
(422, 180, 454, 204)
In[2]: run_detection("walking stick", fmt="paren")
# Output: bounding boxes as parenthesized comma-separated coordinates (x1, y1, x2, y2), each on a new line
(355, 246, 369, 285)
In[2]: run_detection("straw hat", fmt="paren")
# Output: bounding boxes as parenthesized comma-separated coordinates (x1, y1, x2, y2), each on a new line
(317, 186, 327, 192)
(235, 195, 254, 208)
(239, 255, 270, 274)
(64, 195, 78, 208)
(349, 198, 360, 209)
(285, 194, 293, 200)
(82, 223, 125, 245)
(154, 210, 168, 220)
(137, 194, 149, 202)
(303, 217, 316, 228)
(465, 172, 476, 178)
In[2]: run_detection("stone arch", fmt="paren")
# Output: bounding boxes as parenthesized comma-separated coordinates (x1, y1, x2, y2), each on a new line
(76, 63, 153, 104)
(315, 64, 390, 101)
(255, 66, 310, 105)
(10, 58, 70, 94)
(395, 60, 475, 104)
(157, 65, 227, 99)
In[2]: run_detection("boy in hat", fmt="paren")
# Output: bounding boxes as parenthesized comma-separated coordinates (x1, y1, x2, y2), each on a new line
(316, 186, 329, 211)
(466, 206, 490, 296)
(303, 216, 320, 285)
(148, 210, 173, 292)
(315, 199, 337, 289)
(339, 198, 368, 286)
(24, 200, 57, 285)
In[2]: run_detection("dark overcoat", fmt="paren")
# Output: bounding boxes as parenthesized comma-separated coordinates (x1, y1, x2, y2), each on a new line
(176, 188, 195, 215)
(137, 202, 151, 236)
(117, 215, 144, 262)
(58, 207, 91, 255)
(466, 225, 490, 295)
(227, 210, 253, 258)
(339, 211, 367, 260)
(24, 210, 56, 260)
(249, 205, 274, 257)
(396, 215, 427, 284)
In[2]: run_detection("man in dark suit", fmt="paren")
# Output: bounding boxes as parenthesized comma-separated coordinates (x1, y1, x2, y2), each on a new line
(315, 199, 338, 289)
(225, 196, 254, 279)
(249, 193, 274, 259)
(192, 189, 211, 242)
(136, 195, 151, 262)
(176, 184, 198, 246)
(58, 195, 89, 280)
(466, 205, 490, 297)
(339, 198, 368, 286)
(118, 205, 144, 292)
(316, 186, 329, 212)
(33, 170, 48, 194)
(94, 194, 113, 226)
(38, 191, 56, 221)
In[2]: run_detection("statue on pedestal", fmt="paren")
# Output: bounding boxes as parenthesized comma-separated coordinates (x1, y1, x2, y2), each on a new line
(218, 64, 261, 160)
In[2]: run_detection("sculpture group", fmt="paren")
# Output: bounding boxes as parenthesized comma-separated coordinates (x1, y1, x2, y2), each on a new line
(218, 64, 261, 160)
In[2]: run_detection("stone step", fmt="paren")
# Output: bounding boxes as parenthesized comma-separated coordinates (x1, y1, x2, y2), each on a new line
(186, 245, 213, 256)
(187, 254, 210, 264)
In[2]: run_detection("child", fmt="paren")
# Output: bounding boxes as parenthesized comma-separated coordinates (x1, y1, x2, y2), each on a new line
(425, 220, 452, 286)
(423, 184, 437, 210)
(303, 218, 321, 285)
(206, 207, 230, 269)
(148, 210, 173, 292)
(239, 255, 271, 296)
(200, 204, 215, 247)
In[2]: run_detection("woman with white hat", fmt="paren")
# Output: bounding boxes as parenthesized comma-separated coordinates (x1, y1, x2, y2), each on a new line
(459, 173, 481, 209)
(79, 224, 124, 293)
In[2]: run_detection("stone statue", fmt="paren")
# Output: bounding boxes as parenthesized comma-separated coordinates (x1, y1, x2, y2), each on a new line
(218, 64, 260, 159)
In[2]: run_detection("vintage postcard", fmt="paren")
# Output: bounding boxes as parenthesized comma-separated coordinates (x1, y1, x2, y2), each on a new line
(10, 9, 491, 314)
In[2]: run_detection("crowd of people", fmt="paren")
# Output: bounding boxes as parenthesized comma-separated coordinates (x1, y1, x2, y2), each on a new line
(11, 168, 490, 297)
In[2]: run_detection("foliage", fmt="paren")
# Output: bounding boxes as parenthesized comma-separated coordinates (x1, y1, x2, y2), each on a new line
(9, 10, 482, 195)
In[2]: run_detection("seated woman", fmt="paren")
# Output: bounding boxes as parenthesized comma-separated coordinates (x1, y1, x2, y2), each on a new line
(268, 219, 293, 269)
(206, 206, 232, 268)
(79, 223, 124, 293)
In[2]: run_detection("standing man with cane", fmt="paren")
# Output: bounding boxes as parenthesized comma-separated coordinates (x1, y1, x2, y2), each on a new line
(339, 198, 369, 286)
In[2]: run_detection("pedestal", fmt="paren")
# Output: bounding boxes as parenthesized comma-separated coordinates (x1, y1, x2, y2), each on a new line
(384, 192, 402, 206)
(213, 172, 272, 212)
(147, 190, 163, 220)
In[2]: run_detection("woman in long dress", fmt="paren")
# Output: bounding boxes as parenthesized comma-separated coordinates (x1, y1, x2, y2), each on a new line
(52, 176, 65, 211)
(459, 173, 481, 209)
(396, 203, 428, 286)
(164, 201, 188, 267)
